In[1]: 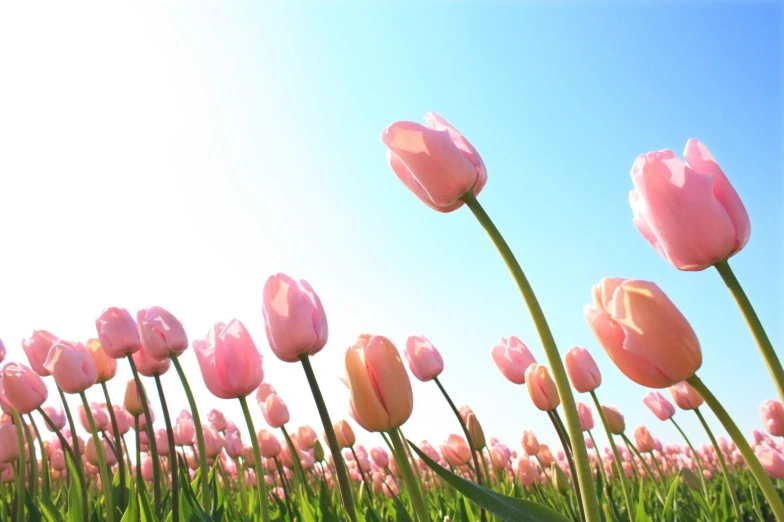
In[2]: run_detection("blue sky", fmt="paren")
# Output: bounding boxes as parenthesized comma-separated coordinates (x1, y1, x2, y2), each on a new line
(0, 2, 781, 457)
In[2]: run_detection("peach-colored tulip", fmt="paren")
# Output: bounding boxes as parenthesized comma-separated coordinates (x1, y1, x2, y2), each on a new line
(194, 320, 264, 399)
(634, 426, 655, 453)
(0, 424, 19, 463)
(334, 420, 356, 448)
(43, 340, 97, 394)
(404, 335, 444, 382)
(630, 140, 749, 271)
(22, 330, 60, 376)
(262, 273, 328, 363)
(585, 278, 702, 388)
(137, 306, 188, 361)
(491, 336, 537, 385)
(298, 425, 318, 449)
(761, 400, 784, 437)
(756, 445, 784, 479)
(381, 112, 487, 213)
(1, 363, 48, 414)
(123, 379, 144, 417)
(344, 334, 413, 432)
(522, 430, 540, 456)
(538, 444, 554, 467)
(577, 402, 594, 431)
(42, 406, 66, 431)
(85, 338, 117, 383)
(96, 307, 141, 358)
(441, 434, 471, 467)
(257, 429, 281, 459)
(602, 406, 625, 435)
(525, 364, 560, 411)
(643, 391, 676, 421)
(564, 346, 602, 393)
(669, 382, 704, 410)
(132, 342, 171, 377)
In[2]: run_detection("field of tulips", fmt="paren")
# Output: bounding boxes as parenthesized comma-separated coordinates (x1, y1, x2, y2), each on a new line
(0, 113, 782, 522)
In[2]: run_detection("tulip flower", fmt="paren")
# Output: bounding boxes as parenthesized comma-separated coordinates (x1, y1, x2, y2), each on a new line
(522, 430, 540, 456)
(466, 412, 486, 450)
(0, 424, 19, 463)
(371, 447, 389, 468)
(95, 307, 141, 358)
(404, 335, 444, 382)
(41, 406, 66, 431)
(257, 429, 281, 459)
(634, 426, 656, 453)
(381, 112, 487, 212)
(491, 336, 537, 385)
(761, 400, 784, 437)
(261, 273, 328, 363)
(123, 379, 144, 417)
(442, 434, 472, 467)
(44, 341, 98, 394)
(334, 420, 356, 449)
(131, 342, 171, 377)
(209, 409, 229, 433)
(526, 364, 560, 412)
(602, 406, 625, 435)
(564, 346, 602, 393)
(194, 320, 264, 399)
(297, 425, 318, 450)
(577, 402, 594, 431)
(669, 382, 704, 410)
(643, 391, 676, 421)
(756, 446, 784, 479)
(137, 306, 188, 361)
(22, 330, 59, 376)
(1, 363, 48, 414)
(0, 339, 4, 364)
(585, 278, 702, 388)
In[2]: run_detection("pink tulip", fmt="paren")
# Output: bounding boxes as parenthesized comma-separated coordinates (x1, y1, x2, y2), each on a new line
(756, 445, 784, 479)
(490, 444, 511, 470)
(22, 330, 60, 376)
(381, 112, 487, 212)
(194, 320, 264, 399)
(261, 393, 290, 429)
(43, 340, 98, 394)
(174, 419, 195, 446)
(441, 434, 471, 467)
(137, 306, 188, 361)
(404, 335, 444, 382)
(51, 449, 66, 471)
(643, 391, 676, 421)
(521, 430, 540, 456)
(42, 406, 66, 431)
(141, 456, 154, 482)
(202, 427, 224, 459)
(634, 426, 656, 453)
(208, 409, 228, 432)
(630, 139, 749, 271)
(79, 403, 109, 432)
(257, 429, 281, 459)
(669, 382, 704, 410)
(761, 400, 784, 437)
(109, 405, 131, 436)
(85, 338, 117, 383)
(262, 273, 328, 363)
(95, 307, 141, 358)
(297, 425, 318, 450)
(525, 364, 560, 411)
(224, 429, 243, 459)
(577, 402, 594, 431)
(371, 447, 389, 468)
(564, 346, 602, 393)
(1, 363, 48, 414)
(491, 336, 537, 385)
(0, 424, 19, 463)
(131, 342, 171, 377)
(0, 339, 5, 364)
(585, 278, 702, 388)
(517, 457, 538, 486)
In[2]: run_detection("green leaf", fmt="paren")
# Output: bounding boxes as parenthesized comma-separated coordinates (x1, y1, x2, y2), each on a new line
(178, 456, 212, 522)
(634, 479, 652, 522)
(661, 472, 681, 520)
(138, 480, 158, 522)
(121, 474, 139, 522)
(65, 452, 84, 522)
(38, 491, 64, 522)
(25, 488, 43, 522)
(458, 498, 471, 522)
(318, 479, 337, 522)
(393, 494, 414, 522)
(409, 440, 572, 522)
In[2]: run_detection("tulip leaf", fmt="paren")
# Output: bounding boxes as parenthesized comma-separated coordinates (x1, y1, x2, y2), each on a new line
(25, 488, 43, 522)
(661, 472, 681, 520)
(120, 473, 138, 522)
(408, 440, 572, 522)
(65, 452, 83, 522)
(138, 478, 158, 522)
(39, 492, 64, 522)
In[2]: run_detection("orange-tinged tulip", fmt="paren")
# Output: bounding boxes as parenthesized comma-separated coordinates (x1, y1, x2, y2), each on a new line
(123, 379, 144, 417)
(525, 364, 560, 411)
(602, 406, 625, 435)
(344, 334, 413, 432)
(521, 430, 540, 456)
(334, 420, 356, 448)
(86, 338, 117, 383)
(585, 278, 702, 388)
(634, 426, 655, 453)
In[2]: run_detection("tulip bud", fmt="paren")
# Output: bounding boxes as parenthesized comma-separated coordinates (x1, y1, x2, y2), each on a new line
(313, 440, 325, 462)
(466, 413, 486, 450)
(602, 406, 625, 435)
(551, 463, 570, 494)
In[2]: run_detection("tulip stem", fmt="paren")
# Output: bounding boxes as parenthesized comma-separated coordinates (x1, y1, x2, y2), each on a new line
(171, 356, 210, 511)
(127, 355, 161, 515)
(693, 407, 742, 520)
(299, 354, 357, 522)
(714, 260, 784, 404)
(238, 395, 271, 522)
(550, 410, 585, 522)
(38, 407, 88, 522)
(134, 416, 142, 513)
(57, 386, 81, 464)
(10, 410, 26, 522)
(670, 418, 709, 502)
(79, 392, 116, 522)
(28, 415, 50, 495)
(154, 374, 180, 522)
(461, 192, 600, 522)
(432, 377, 485, 490)
(587, 430, 607, 486)
(688, 375, 784, 520)
(350, 445, 375, 501)
(281, 425, 313, 496)
(274, 456, 295, 517)
(101, 381, 127, 512)
(19, 416, 37, 500)
(589, 391, 632, 520)
(389, 429, 429, 522)
(621, 433, 664, 502)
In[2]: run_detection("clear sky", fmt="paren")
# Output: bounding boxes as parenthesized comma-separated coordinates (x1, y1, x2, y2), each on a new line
(0, 2, 781, 457)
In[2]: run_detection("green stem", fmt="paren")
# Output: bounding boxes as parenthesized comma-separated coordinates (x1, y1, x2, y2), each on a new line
(388, 429, 429, 522)
(587, 430, 607, 486)
(171, 355, 210, 511)
(649, 451, 666, 483)
(19, 416, 37, 499)
(281, 425, 312, 496)
(461, 192, 600, 521)
(621, 433, 664, 502)
(28, 415, 49, 495)
(127, 355, 161, 515)
(274, 456, 295, 517)
(57, 385, 81, 464)
(299, 354, 357, 522)
(79, 392, 116, 522)
(479, 450, 492, 488)
(350, 445, 374, 501)
(621, 437, 641, 482)
(154, 374, 180, 522)
(101, 381, 127, 512)
(399, 428, 430, 514)
(694, 406, 743, 520)
(670, 417, 709, 502)
(10, 410, 26, 522)
(714, 260, 784, 404)
(550, 410, 585, 522)
(235, 458, 248, 511)
(590, 390, 632, 520)
(433, 377, 484, 488)
(688, 375, 784, 520)
(134, 416, 142, 514)
(238, 395, 270, 522)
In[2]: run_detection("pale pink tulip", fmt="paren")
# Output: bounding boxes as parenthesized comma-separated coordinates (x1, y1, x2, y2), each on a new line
(44, 341, 98, 394)
(95, 307, 141, 358)
(643, 391, 676, 421)
(404, 335, 444, 382)
(137, 306, 188, 361)
(491, 336, 537, 385)
(194, 320, 264, 399)
(1, 363, 48, 414)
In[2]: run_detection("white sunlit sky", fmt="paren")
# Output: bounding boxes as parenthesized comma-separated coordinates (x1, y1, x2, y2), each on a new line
(0, 2, 781, 458)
